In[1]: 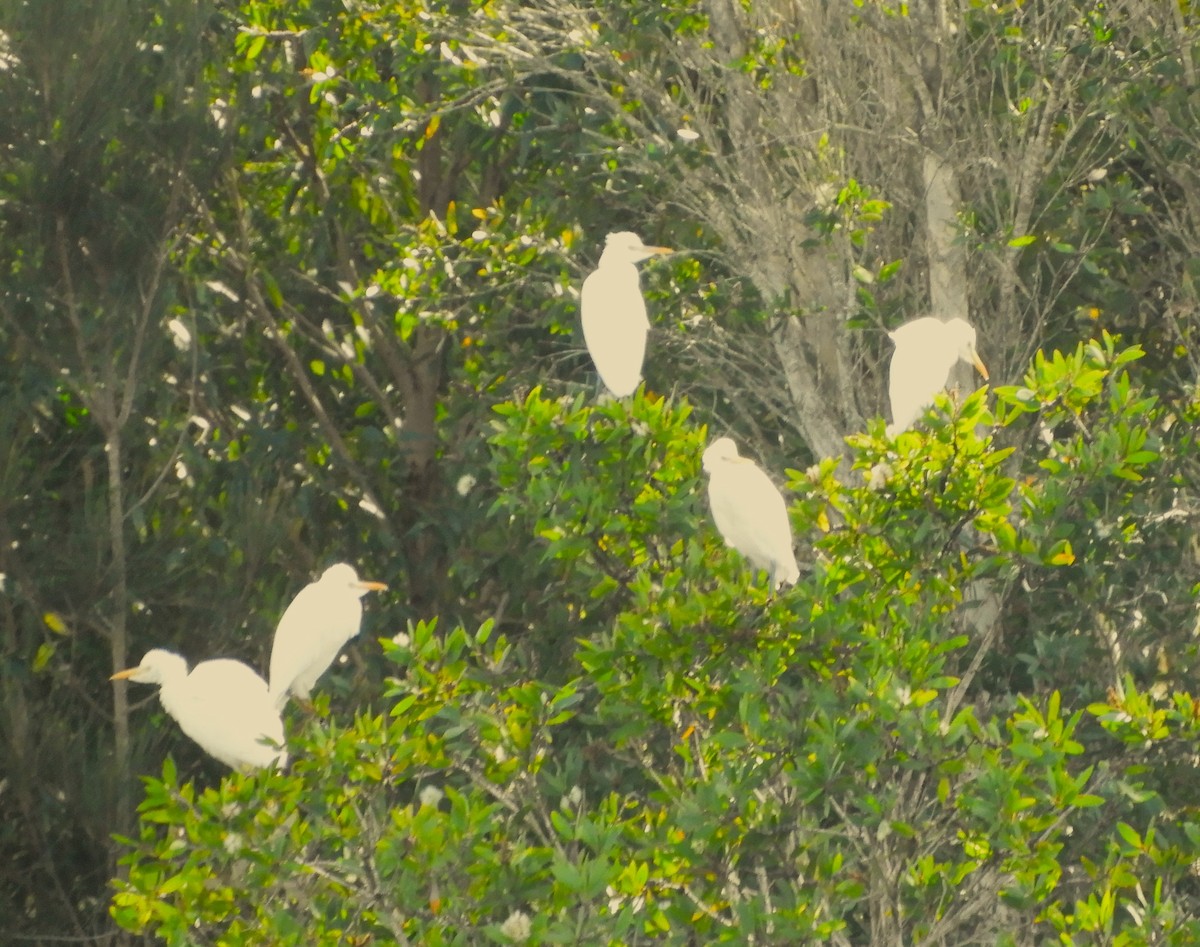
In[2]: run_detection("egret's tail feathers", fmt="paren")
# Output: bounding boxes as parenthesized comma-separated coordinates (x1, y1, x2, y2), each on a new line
(772, 557, 801, 590)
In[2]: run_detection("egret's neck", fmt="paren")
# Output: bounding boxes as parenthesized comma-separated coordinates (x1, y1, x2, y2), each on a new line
(154, 657, 191, 693)
(153, 660, 192, 722)
(597, 250, 639, 271)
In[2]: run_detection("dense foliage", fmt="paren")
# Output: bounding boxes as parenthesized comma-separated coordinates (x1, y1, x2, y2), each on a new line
(2, 0, 1200, 943)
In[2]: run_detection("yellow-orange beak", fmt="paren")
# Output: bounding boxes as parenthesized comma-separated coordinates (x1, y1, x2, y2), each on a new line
(358, 580, 388, 592)
(971, 349, 989, 381)
(649, 246, 672, 255)
(110, 667, 140, 681)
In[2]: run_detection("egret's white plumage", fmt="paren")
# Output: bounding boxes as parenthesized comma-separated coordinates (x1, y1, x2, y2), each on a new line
(268, 562, 387, 710)
(580, 231, 672, 397)
(111, 649, 286, 771)
(702, 437, 800, 589)
(887, 317, 989, 434)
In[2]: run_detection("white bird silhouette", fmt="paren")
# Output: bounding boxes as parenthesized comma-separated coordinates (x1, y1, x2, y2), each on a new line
(887, 317, 989, 434)
(702, 437, 800, 589)
(112, 649, 286, 771)
(268, 563, 387, 710)
(580, 231, 672, 397)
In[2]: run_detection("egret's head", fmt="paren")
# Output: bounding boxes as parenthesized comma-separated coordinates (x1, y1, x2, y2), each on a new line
(946, 318, 989, 380)
(320, 562, 388, 598)
(702, 437, 740, 473)
(111, 648, 188, 685)
(601, 231, 672, 266)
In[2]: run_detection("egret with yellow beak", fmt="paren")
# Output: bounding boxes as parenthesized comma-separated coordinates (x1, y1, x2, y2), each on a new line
(580, 231, 672, 397)
(887, 317, 989, 434)
(268, 563, 387, 710)
(702, 437, 800, 590)
(112, 650, 286, 770)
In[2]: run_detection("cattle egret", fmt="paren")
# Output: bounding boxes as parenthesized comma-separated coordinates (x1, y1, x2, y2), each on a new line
(111, 649, 286, 770)
(268, 563, 387, 710)
(580, 231, 672, 397)
(702, 437, 800, 589)
(887, 317, 988, 434)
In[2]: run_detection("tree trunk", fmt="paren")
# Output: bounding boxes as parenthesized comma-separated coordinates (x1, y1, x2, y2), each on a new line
(105, 425, 132, 851)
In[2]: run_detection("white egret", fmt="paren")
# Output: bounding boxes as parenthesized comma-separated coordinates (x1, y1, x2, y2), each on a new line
(580, 231, 672, 397)
(702, 437, 800, 590)
(887, 317, 989, 434)
(268, 562, 387, 710)
(111, 649, 286, 770)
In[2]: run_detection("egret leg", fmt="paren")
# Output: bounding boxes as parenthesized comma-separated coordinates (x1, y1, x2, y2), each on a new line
(593, 377, 613, 403)
(294, 696, 317, 715)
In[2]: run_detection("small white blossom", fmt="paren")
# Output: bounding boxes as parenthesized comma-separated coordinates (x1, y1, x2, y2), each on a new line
(166, 318, 192, 350)
(0, 30, 18, 71)
(204, 279, 240, 302)
(418, 785, 444, 809)
(560, 784, 583, 811)
(209, 98, 229, 130)
(188, 414, 211, 435)
(500, 910, 531, 941)
(391, 631, 411, 648)
(866, 462, 892, 492)
(456, 474, 477, 496)
(358, 497, 385, 520)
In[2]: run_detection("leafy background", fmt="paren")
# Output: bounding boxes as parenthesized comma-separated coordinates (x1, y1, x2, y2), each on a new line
(2, 0, 1200, 943)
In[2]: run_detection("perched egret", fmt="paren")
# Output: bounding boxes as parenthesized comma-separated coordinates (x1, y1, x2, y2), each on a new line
(111, 649, 286, 770)
(268, 562, 387, 710)
(702, 437, 800, 590)
(580, 231, 672, 397)
(887, 317, 989, 434)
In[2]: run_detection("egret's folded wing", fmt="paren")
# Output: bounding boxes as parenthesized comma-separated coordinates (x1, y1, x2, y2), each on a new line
(708, 462, 795, 576)
(177, 660, 284, 769)
(581, 268, 650, 397)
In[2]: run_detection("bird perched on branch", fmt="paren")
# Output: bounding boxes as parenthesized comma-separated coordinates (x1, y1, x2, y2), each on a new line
(580, 231, 672, 397)
(702, 437, 800, 590)
(886, 316, 989, 434)
(268, 563, 387, 710)
(112, 649, 286, 771)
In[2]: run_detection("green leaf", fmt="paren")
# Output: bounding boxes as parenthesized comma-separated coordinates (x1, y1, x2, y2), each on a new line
(243, 33, 266, 62)
(43, 611, 69, 635)
(1116, 822, 1143, 850)
(1072, 794, 1105, 809)
(32, 642, 55, 672)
